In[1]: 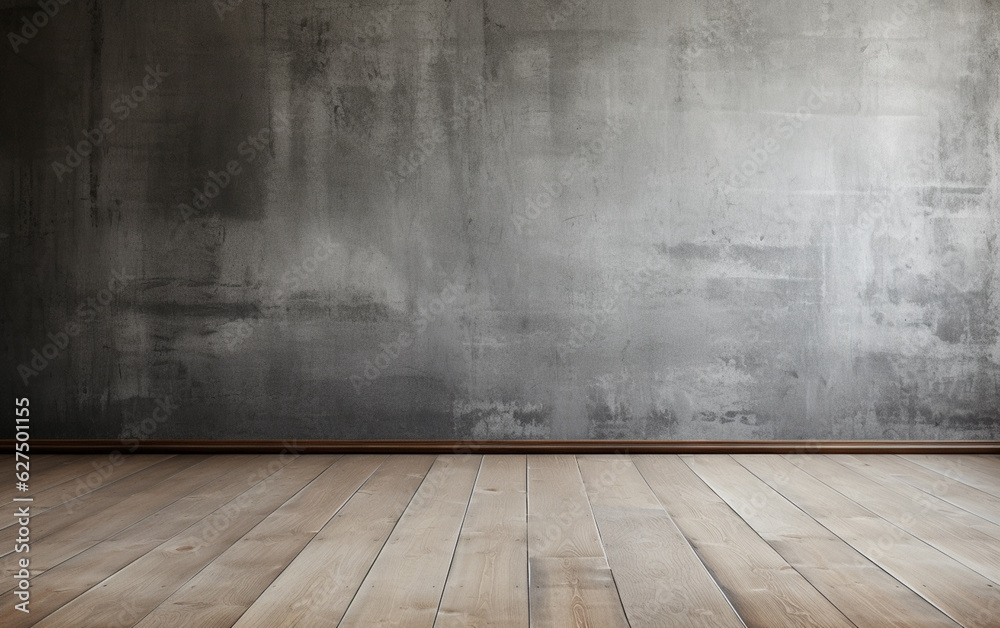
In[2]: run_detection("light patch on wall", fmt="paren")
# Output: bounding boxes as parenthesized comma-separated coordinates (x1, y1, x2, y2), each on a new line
(452, 400, 550, 440)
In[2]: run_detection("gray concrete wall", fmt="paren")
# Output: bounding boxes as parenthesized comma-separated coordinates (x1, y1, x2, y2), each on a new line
(2, 0, 998, 441)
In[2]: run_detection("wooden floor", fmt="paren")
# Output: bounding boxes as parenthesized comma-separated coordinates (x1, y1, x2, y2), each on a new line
(3, 453, 1000, 627)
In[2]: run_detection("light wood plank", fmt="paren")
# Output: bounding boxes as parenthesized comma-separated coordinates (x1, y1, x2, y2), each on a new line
(0, 455, 90, 503)
(337, 454, 482, 628)
(5, 453, 1000, 626)
(0, 454, 175, 533)
(685, 454, 958, 628)
(0, 455, 197, 561)
(950, 454, 1000, 475)
(133, 455, 386, 628)
(527, 455, 630, 628)
(738, 454, 1000, 628)
(435, 455, 529, 628)
(0, 454, 240, 593)
(528, 557, 631, 628)
(233, 455, 435, 628)
(836, 454, 1000, 526)
(901, 454, 1000, 498)
(528, 455, 608, 560)
(633, 455, 854, 628)
(0, 455, 281, 628)
(33, 455, 338, 628)
(578, 455, 744, 628)
(14, 453, 70, 469)
(26, 453, 176, 511)
(803, 454, 1000, 581)
(14, 454, 82, 475)
(972, 455, 1000, 469)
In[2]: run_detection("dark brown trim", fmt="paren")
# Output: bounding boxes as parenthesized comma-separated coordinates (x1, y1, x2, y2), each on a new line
(3, 439, 999, 454)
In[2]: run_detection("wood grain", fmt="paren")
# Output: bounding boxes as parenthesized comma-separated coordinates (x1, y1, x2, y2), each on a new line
(0, 454, 175, 532)
(435, 455, 530, 628)
(684, 454, 958, 627)
(846, 454, 1000, 525)
(527, 455, 608, 560)
(949, 454, 1000, 475)
(133, 455, 385, 628)
(634, 454, 855, 628)
(0, 454, 235, 592)
(528, 557, 631, 628)
(738, 453, 1000, 628)
(901, 454, 1000, 498)
(578, 455, 744, 628)
(32, 455, 338, 628)
(0, 454, 90, 503)
(0, 455, 272, 628)
(12, 453, 1000, 627)
(233, 455, 436, 628)
(805, 454, 1000, 580)
(337, 454, 482, 628)
(527, 455, 630, 628)
(0, 454, 199, 563)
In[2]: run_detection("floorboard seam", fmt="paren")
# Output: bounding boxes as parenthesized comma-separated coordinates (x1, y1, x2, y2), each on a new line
(574, 455, 632, 628)
(629, 455, 749, 628)
(335, 455, 436, 627)
(733, 454, 966, 627)
(693, 455, 863, 628)
(126, 454, 341, 628)
(226, 455, 387, 628)
(430, 454, 484, 628)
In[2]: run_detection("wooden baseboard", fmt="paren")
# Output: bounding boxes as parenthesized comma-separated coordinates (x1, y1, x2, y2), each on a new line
(3, 439, 999, 454)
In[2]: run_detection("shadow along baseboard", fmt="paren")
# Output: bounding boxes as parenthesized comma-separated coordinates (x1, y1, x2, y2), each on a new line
(3, 439, 999, 454)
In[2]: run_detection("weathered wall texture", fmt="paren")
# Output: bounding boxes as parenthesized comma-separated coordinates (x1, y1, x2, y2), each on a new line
(2, 0, 999, 440)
